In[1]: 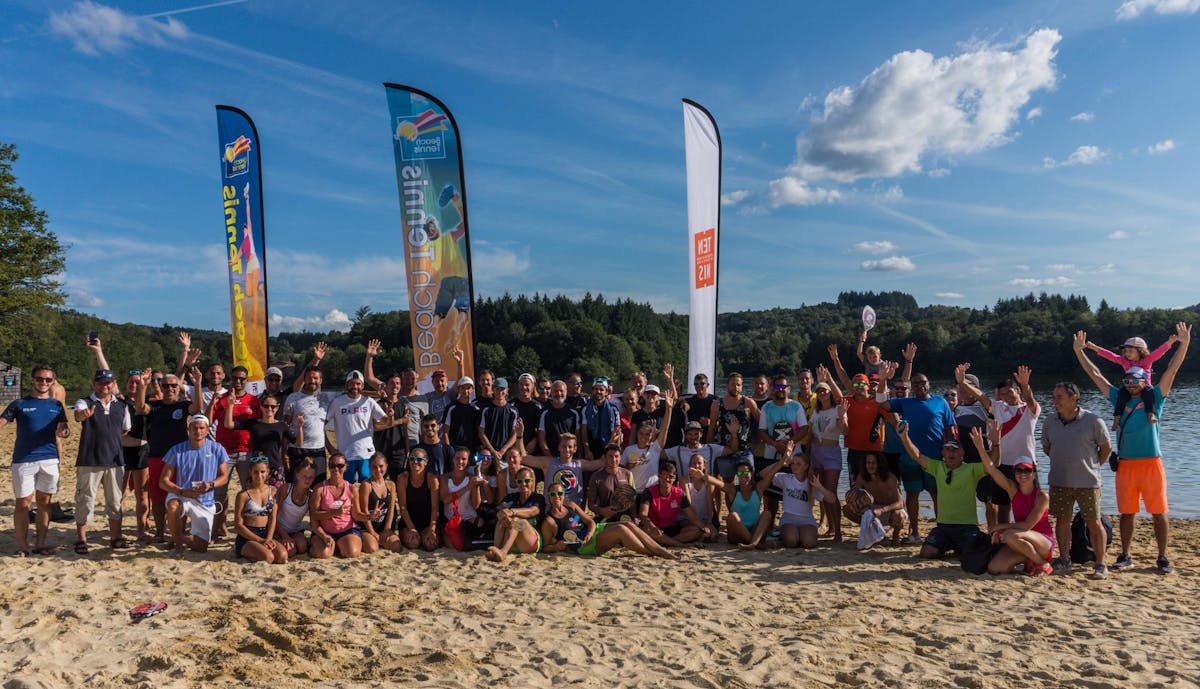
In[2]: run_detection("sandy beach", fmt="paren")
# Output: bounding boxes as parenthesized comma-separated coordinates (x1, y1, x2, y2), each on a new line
(2, 422, 1199, 689)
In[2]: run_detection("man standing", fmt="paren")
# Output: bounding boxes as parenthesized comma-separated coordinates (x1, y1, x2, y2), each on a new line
(538, 380, 586, 458)
(682, 372, 719, 443)
(479, 378, 519, 457)
(793, 369, 818, 449)
(0, 364, 69, 556)
(282, 365, 337, 482)
(878, 373, 956, 471)
(73, 367, 131, 553)
(414, 414, 456, 476)
(160, 414, 230, 553)
(511, 373, 543, 452)
(582, 377, 621, 459)
(1041, 381, 1111, 578)
(756, 374, 809, 462)
(442, 377, 480, 455)
(1074, 323, 1190, 574)
(259, 366, 286, 404)
(328, 370, 389, 483)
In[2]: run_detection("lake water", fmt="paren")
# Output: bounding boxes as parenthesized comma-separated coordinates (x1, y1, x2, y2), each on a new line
(823, 379, 1200, 519)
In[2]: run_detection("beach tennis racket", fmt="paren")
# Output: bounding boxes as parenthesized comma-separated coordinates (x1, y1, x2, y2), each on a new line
(861, 306, 877, 332)
(610, 484, 637, 513)
(129, 602, 167, 621)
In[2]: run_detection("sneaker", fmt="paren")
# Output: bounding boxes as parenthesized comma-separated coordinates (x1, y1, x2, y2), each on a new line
(1091, 563, 1109, 579)
(1051, 557, 1073, 573)
(905, 533, 922, 545)
(1112, 553, 1134, 571)
(1157, 556, 1175, 575)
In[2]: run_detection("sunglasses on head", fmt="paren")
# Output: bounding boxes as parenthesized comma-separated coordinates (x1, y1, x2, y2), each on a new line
(128, 369, 142, 376)
(249, 456, 269, 464)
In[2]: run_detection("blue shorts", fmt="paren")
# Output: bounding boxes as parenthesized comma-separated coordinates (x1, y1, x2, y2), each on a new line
(924, 524, 982, 554)
(344, 458, 371, 483)
(900, 455, 937, 495)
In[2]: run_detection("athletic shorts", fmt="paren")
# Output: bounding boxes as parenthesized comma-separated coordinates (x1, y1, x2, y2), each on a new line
(11, 459, 60, 499)
(577, 522, 606, 557)
(976, 464, 1015, 506)
(846, 449, 872, 478)
(881, 452, 901, 479)
(434, 276, 470, 318)
(779, 511, 817, 529)
(147, 456, 168, 505)
(924, 524, 982, 555)
(809, 444, 843, 472)
(899, 454, 936, 495)
(1115, 457, 1168, 515)
(170, 496, 216, 541)
(236, 524, 270, 558)
(343, 457, 371, 484)
(1049, 486, 1101, 521)
(122, 444, 149, 472)
(328, 525, 363, 543)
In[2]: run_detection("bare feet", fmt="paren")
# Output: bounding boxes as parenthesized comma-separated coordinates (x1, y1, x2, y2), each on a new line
(484, 546, 506, 563)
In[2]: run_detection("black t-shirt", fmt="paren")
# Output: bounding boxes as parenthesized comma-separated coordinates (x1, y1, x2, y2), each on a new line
(631, 407, 666, 437)
(684, 394, 718, 426)
(443, 400, 480, 452)
(539, 405, 581, 454)
(144, 400, 192, 457)
(372, 396, 407, 464)
(481, 404, 518, 451)
(663, 401, 686, 449)
(234, 420, 295, 465)
(567, 395, 587, 411)
(954, 403, 991, 463)
(511, 398, 542, 446)
(500, 491, 546, 526)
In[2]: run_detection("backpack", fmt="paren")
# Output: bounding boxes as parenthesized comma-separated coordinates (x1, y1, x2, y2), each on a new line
(960, 530, 1000, 575)
(1069, 511, 1114, 564)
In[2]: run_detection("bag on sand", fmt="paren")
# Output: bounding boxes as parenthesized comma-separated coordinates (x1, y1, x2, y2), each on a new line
(857, 510, 886, 551)
(445, 504, 465, 552)
(1069, 511, 1114, 564)
(960, 531, 1000, 575)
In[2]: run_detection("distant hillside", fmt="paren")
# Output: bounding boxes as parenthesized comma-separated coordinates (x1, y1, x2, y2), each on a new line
(3, 292, 1197, 396)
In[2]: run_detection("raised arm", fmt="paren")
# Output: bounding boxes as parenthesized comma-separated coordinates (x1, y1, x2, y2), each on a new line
(827, 344, 852, 391)
(954, 363, 992, 413)
(656, 388, 676, 448)
(900, 343, 916, 383)
(1073, 331, 1112, 396)
(970, 427, 1011, 496)
(187, 367, 205, 415)
(364, 339, 383, 390)
(175, 331, 192, 377)
(87, 337, 110, 372)
(1156, 322, 1191, 397)
(294, 341, 327, 392)
(1012, 365, 1039, 417)
(855, 330, 868, 365)
(895, 422, 928, 470)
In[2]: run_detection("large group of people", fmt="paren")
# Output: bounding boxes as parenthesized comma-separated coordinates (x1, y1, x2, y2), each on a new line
(1, 321, 1191, 578)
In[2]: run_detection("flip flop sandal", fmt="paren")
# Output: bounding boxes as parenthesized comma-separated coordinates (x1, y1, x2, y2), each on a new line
(111, 538, 131, 549)
(74, 541, 89, 554)
(33, 546, 56, 555)
(13, 550, 29, 558)
(129, 602, 167, 622)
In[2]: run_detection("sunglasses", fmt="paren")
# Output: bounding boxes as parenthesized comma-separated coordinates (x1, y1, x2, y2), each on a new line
(1122, 378, 1142, 385)
(262, 404, 279, 409)
(945, 469, 954, 485)
(569, 380, 582, 386)
(330, 463, 347, 470)
(266, 376, 282, 381)
(735, 470, 751, 477)
(232, 376, 248, 382)
(33, 376, 55, 383)
(1014, 467, 1036, 475)
(893, 386, 909, 391)
(851, 382, 867, 388)
(944, 392, 958, 397)
(162, 383, 179, 388)
(773, 384, 789, 390)
(547, 490, 565, 496)
(539, 386, 552, 391)
(409, 456, 428, 462)
(479, 453, 493, 460)
(515, 478, 534, 485)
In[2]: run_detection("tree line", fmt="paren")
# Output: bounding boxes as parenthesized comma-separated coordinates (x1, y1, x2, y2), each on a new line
(5, 291, 1198, 396)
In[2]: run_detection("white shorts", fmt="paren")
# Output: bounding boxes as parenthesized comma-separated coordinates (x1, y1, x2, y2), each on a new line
(779, 511, 817, 529)
(12, 459, 60, 499)
(169, 496, 216, 541)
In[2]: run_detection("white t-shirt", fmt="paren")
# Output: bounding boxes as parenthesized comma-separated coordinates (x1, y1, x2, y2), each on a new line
(282, 390, 338, 450)
(993, 399, 1040, 466)
(809, 406, 843, 443)
(326, 394, 385, 460)
(621, 441, 663, 490)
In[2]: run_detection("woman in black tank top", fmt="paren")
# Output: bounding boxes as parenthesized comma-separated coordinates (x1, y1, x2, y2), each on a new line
(396, 450, 441, 550)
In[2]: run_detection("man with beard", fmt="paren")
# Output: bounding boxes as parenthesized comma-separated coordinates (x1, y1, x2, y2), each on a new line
(582, 377, 622, 459)
(538, 380, 586, 458)
(282, 365, 338, 482)
(511, 373, 543, 453)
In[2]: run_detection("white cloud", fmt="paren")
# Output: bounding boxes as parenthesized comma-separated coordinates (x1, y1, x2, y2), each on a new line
(721, 190, 750, 206)
(1046, 263, 1076, 271)
(68, 288, 106, 308)
(1107, 230, 1130, 239)
(1070, 111, 1095, 122)
(775, 29, 1060, 185)
(1148, 139, 1176, 155)
(935, 292, 964, 299)
(49, 1, 189, 55)
(1117, 0, 1200, 20)
(852, 240, 898, 255)
(1008, 276, 1074, 288)
(928, 168, 951, 178)
(1043, 145, 1107, 168)
(1096, 263, 1117, 273)
(860, 256, 916, 272)
(1014, 264, 1031, 271)
(270, 309, 353, 334)
(472, 243, 531, 280)
(1026, 107, 1043, 120)
(880, 185, 904, 202)
(766, 177, 842, 207)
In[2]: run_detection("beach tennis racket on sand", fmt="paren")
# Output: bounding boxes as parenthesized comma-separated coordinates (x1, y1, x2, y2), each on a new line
(861, 306, 877, 332)
(610, 484, 638, 513)
(129, 602, 167, 621)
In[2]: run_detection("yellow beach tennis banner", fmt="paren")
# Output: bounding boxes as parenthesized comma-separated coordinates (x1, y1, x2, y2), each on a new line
(384, 84, 476, 391)
(215, 105, 269, 394)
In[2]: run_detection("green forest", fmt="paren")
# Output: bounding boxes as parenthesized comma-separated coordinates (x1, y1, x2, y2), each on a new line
(3, 290, 1198, 396)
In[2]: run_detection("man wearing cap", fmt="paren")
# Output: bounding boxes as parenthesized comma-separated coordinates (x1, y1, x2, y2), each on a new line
(663, 418, 733, 482)
(951, 365, 991, 465)
(0, 363, 69, 556)
(160, 414, 230, 552)
(511, 373, 543, 452)
(538, 380, 586, 458)
(681, 373, 720, 443)
(479, 378, 519, 458)
(423, 346, 464, 424)
(896, 423, 986, 559)
(1041, 381, 1111, 577)
(281, 365, 338, 482)
(328, 370, 389, 483)
(583, 377, 621, 459)
(442, 377, 480, 455)
(73, 365, 132, 553)
(1074, 323, 1191, 575)
(258, 366, 286, 405)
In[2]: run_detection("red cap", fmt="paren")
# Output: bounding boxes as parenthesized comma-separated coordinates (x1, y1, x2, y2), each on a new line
(852, 373, 870, 384)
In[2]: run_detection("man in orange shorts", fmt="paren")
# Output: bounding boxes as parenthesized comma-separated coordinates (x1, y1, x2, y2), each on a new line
(1073, 322, 1191, 575)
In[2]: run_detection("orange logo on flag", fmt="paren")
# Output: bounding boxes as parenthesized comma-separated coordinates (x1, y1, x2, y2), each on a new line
(694, 228, 715, 289)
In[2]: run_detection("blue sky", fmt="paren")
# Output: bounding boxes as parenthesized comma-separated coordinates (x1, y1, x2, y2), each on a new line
(2, 0, 1198, 333)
